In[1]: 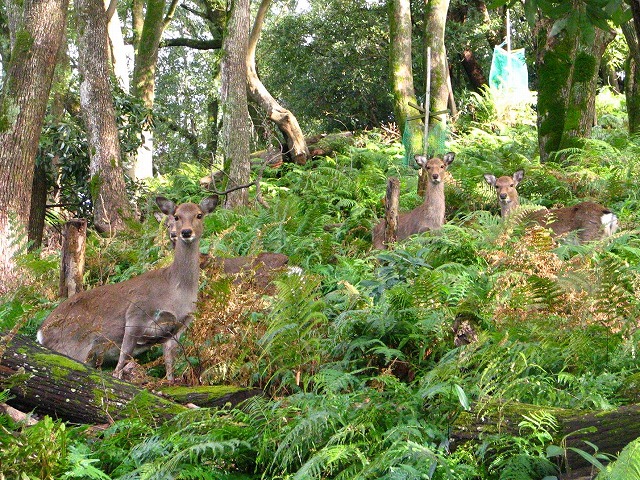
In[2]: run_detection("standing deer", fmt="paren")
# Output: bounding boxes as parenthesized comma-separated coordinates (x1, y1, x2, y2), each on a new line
(37, 195, 219, 380)
(484, 170, 618, 242)
(372, 152, 455, 249)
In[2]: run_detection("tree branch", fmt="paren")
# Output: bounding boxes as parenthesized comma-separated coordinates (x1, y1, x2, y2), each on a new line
(160, 37, 222, 50)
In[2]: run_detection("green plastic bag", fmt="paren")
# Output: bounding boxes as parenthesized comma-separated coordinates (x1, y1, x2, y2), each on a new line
(489, 45, 529, 96)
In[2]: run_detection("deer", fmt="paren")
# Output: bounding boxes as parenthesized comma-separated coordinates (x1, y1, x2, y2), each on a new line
(37, 195, 219, 381)
(372, 152, 455, 249)
(484, 170, 618, 242)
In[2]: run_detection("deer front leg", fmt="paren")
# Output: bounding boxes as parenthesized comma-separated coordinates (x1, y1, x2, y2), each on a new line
(162, 314, 194, 382)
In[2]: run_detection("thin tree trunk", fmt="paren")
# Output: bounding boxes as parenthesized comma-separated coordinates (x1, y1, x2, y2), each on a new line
(424, 0, 452, 144)
(27, 161, 48, 250)
(246, 0, 309, 165)
(74, 0, 131, 234)
(0, 0, 69, 292)
(220, 0, 252, 208)
(389, 0, 423, 157)
(623, 17, 640, 135)
(105, 0, 130, 92)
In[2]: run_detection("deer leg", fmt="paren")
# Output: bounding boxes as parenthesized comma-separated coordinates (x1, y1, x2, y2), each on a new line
(162, 314, 194, 382)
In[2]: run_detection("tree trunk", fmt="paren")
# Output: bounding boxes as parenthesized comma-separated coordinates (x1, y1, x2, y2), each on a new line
(424, 0, 452, 152)
(58, 218, 87, 298)
(27, 161, 48, 251)
(105, 0, 130, 92)
(74, 0, 131, 234)
(0, 332, 186, 424)
(388, 0, 423, 158)
(461, 48, 488, 91)
(246, 0, 309, 165)
(220, 0, 252, 208)
(0, 0, 69, 293)
(536, 15, 615, 162)
(623, 17, 640, 135)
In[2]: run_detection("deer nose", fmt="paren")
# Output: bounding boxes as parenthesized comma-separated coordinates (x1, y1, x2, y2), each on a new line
(181, 229, 193, 238)
(499, 193, 508, 200)
(431, 174, 439, 180)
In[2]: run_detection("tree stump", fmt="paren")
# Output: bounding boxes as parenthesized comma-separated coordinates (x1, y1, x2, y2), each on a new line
(58, 218, 87, 298)
(384, 177, 400, 248)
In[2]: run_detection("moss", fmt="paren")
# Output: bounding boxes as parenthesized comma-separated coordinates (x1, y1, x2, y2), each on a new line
(160, 385, 243, 398)
(10, 29, 34, 65)
(33, 353, 88, 372)
(120, 390, 186, 419)
(573, 51, 597, 83)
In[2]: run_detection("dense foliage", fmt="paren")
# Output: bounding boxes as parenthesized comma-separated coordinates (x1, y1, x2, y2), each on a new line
(2, 89, 640, 478)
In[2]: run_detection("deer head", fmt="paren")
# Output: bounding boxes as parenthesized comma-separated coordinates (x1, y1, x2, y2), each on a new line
(37, 195, 219, 381)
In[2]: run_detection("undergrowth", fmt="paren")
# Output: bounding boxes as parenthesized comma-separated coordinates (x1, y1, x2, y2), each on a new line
(2, 91, 640, 479)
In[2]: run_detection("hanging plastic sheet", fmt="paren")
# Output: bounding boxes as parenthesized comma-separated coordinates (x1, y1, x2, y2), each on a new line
(489, 45, 529, 97)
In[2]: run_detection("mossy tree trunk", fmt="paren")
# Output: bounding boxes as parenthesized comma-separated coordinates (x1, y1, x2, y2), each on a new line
(0, 0, 69, 293)
(623, 18, 640, 135)
(424, 0, 452, 138)
(220, 0, 252, 208)
(536, 16, 615, 162)
(130, 0, 174, 180)
(388, 0, 423, 158)
(247, 0, 309, 165)
(74, 0, 131, 234)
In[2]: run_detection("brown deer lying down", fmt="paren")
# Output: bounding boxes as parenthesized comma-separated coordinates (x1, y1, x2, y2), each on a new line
(484, 170, 618, 242)
(37, 196, 219, 380)
(372, 152, 455, 249)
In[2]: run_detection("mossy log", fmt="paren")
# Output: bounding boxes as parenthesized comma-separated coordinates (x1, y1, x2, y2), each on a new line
(157, 385, 262, 408)
(0, 332, 186, 424)
(453, 401, 640, 469)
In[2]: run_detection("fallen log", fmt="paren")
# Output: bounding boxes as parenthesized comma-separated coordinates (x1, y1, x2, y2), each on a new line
(453, 401, 640, 472)
(0, 332, 186, 424)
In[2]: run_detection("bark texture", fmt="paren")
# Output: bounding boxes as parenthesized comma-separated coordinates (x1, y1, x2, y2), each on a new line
(623, 17, 640, 135)
(388, 0, 423, 155)
(74, 0, 131, 234)
(536, 16, 615, 161)
(220, 0, 252, 208)
(0, 333, 185, 424)
(0, 0, 68, 292)
(424, 0, 452, 130)
(247, 0, 309, 165)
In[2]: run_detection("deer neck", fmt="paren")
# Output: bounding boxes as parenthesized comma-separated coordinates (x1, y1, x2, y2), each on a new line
(421, 181, 445, 220)
(501, 196, 519, 218)
(168, 239, 201, 291)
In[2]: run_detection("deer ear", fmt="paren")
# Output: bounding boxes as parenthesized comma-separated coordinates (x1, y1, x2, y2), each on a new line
(484, 174, 496, 187)
(513, 170, 524, 184)
(414, 155, 428, 167)
(443, 152, 455, 165)
(156, 196, 176, 216)
(200, 195, 219, 214)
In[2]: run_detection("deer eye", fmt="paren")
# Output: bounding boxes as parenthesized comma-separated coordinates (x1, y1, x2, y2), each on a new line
(197, 213, 203, 219)
(510, 183, 514, 187)
(173, 215, 179, 221)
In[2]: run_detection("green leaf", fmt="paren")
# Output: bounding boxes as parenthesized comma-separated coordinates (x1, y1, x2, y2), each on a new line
(546, 445, 565, 458)
(524, 0, 539, 25)
(454, 384, 470, 410)
(568, 446, 606, 471)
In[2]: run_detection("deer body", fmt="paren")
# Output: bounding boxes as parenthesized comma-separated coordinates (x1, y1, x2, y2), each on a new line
(484, 170, 618, 242)
(37, 196, 218, 380)
(372, 153, 454, 249)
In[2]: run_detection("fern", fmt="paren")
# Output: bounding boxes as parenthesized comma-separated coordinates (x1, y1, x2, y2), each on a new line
(597, 437, 640, 479)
